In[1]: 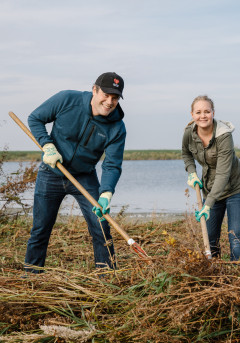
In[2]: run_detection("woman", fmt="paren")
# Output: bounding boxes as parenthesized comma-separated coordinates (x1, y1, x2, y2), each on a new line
(182, 95, 240, 260)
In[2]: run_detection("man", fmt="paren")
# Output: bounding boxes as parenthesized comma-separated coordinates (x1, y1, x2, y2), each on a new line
(25, 72, 126, 273)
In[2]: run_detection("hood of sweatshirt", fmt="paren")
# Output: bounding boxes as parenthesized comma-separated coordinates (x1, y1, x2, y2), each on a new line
(215, 119, 235, 138)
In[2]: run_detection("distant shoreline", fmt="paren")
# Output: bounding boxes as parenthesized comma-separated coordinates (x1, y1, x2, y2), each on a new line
(1, 149, 183, 161)
(1, 148, 240, 161)
(6, 207, 186, 223)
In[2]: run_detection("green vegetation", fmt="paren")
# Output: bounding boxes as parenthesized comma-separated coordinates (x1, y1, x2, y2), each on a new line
(2, 149, 240, 162)
(0, 150, 42, 162)
(234, 148, 240, 158)
(0, 150, 183, 161)
(123, 149, 182, 160)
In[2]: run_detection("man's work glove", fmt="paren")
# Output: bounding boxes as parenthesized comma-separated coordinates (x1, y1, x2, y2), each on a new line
(195, 205, 210, 222)
(42, 143, 63, 168)
(92, 192, 112, 221)
(187, 172, 203, 189)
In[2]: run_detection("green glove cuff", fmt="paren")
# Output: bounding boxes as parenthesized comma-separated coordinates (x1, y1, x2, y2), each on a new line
(92, 192, 112, 220)
(195, 205, 210, 222)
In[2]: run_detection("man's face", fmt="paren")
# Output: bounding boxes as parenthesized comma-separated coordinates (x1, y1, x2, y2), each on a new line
(91, 86, 120, 116)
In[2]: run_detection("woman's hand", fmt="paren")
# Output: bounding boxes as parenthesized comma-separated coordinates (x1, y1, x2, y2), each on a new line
(195, 205, 210, 222)
(187, 172, 203, 189)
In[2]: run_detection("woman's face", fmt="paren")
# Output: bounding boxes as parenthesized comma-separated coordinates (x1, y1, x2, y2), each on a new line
(191, 100, 214, 129)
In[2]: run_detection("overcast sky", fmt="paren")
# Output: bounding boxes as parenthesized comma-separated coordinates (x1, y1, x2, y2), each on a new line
(1, 0, 240, 150)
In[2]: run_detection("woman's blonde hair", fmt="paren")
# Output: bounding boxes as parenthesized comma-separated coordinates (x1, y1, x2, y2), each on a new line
(191, 95, 215, 112)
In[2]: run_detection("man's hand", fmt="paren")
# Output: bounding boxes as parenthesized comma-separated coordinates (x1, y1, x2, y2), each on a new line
(187, 172, 203, 189)
(195, 205, 210, 222)
(42, 143, 63, 168)
(92, 192, 112, 221)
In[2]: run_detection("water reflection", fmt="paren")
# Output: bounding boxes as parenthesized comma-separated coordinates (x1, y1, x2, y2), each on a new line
(1, 160, 199, 215)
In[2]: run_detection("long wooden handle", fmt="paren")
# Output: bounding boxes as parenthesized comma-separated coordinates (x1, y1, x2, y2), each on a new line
(8, 111, 131, 243)
(195, 184, 212, 259)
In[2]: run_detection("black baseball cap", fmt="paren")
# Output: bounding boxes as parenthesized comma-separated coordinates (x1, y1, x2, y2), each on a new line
(95, 72, 124, 99)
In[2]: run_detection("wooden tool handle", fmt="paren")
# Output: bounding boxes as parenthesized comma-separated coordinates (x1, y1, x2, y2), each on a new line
(195, 184, 212, 259)
(8, 111, 131, 242)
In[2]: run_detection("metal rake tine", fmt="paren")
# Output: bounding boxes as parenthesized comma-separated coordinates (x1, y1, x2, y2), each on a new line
(131, 242, 152, 264)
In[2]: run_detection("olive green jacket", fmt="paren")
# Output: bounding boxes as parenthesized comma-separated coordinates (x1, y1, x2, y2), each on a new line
(182, 119, 240, 208)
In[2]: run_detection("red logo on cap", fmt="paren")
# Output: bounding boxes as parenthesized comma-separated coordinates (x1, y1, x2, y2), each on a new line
(114, 78, 119, 84)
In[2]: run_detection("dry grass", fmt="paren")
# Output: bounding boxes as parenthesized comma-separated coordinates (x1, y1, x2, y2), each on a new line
(0, 212, 240, 342)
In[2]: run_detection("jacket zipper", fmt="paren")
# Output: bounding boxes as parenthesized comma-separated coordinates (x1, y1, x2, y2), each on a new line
(84, 126, 95, 146)
(68, 118, 91, 166)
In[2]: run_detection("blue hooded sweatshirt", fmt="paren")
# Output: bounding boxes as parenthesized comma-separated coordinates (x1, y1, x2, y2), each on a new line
(28, 90, 126, 194)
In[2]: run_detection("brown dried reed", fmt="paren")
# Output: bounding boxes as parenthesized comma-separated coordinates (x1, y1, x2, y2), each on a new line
(1, 211, 240, 342)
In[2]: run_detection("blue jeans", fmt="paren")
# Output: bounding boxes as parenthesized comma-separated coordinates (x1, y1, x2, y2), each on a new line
(206, 192, 240, 261)
(25, 163, 115, 273)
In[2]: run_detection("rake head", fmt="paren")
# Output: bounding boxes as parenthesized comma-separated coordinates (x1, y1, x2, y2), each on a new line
(130, 242, 152, 264)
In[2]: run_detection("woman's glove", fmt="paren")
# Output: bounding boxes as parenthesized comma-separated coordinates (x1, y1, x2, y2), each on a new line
(42, 143, 63, 168)
(187, 172, 203, 189)
(92, 192, 112, 221)
(195, 205, 210, 222)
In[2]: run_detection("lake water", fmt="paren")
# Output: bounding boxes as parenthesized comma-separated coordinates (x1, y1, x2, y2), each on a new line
(1, 160, 199, 216)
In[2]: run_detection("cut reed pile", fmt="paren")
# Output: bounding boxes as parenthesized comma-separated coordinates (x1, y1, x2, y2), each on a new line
(1, 213, 240, 342)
